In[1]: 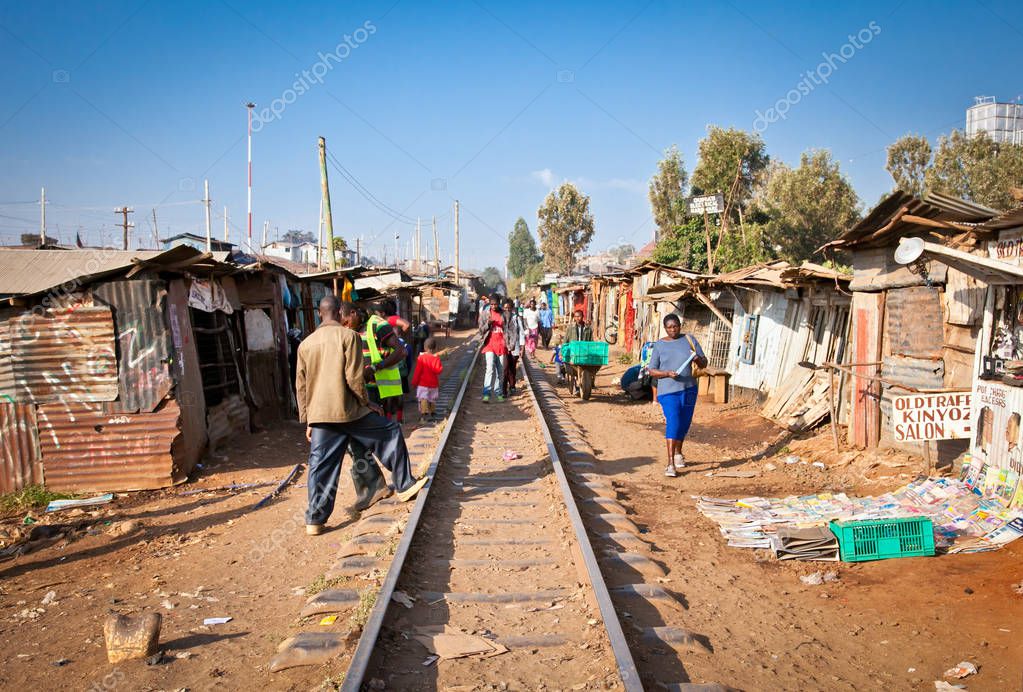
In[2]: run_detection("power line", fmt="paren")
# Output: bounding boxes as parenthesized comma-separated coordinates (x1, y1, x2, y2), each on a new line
(325, 151, 420, 225)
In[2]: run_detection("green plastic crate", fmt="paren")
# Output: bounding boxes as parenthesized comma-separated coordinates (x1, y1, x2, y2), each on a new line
(562, 341, 609, 366)
(829, 517, 935, 562)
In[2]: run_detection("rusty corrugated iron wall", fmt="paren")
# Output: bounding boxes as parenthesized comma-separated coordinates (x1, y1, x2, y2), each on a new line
(36, 400, 184, 492)
(0, 403, 43, 492)
(4, 307, 118, 404)
(93, 279, 174, 413)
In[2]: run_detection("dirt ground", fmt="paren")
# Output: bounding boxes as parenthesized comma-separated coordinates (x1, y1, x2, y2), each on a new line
(0, 335, 467, 692)
(2, 331, 1021, 691)
(545, 355, 1023, 691)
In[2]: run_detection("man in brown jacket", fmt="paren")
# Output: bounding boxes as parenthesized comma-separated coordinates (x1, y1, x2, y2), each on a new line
(296, 295, 427, 535)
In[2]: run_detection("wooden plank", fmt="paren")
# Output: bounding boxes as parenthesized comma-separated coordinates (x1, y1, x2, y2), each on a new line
(943, 267, 985, 326)
(850, 292, 884, 448)
(850, 246, 948, 292)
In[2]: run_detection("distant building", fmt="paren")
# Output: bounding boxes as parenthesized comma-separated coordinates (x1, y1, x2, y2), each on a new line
(261, 240, 356, 268)
(161, 232, 235, 253)
(966, 96, 1023, 145)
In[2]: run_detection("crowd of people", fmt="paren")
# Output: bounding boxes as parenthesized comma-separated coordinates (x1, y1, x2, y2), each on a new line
(294, 291, 706, 535)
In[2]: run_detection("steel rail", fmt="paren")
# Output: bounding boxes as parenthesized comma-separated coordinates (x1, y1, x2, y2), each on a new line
(519, 355, 644, 692)
(342, 344, 641, 691)
(340, 344, 481, 692)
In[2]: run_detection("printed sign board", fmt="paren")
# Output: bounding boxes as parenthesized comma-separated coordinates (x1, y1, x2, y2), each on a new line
(891, 392, 972, 441)
(687, 194, 724, 215)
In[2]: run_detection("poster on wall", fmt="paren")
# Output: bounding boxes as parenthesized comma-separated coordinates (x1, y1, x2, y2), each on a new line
(971, 380, 1023, 505)
(891, 393, 971, 442)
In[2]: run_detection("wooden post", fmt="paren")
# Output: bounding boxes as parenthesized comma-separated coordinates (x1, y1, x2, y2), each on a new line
(703, 210, 714, 274)
(828, 365, 840, 453)
(318, 136, 337, 271)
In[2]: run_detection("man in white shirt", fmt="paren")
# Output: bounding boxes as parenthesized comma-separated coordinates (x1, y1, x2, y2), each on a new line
(522, 299, 540, 357)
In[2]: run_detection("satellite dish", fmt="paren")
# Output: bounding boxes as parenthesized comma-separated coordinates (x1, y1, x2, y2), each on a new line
(894, 237, 925, 265)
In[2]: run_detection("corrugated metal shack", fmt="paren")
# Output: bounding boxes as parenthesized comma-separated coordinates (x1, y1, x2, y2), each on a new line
(714, 262, 853, 431)
(0, 246, 294, 493)
(821, 191, 1001, 460)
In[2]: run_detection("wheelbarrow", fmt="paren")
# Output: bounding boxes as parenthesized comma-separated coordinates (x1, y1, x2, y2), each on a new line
(561, 341, 609, 401)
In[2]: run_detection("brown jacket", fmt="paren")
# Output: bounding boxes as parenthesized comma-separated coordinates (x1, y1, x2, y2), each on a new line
(296, 322, 369, 424)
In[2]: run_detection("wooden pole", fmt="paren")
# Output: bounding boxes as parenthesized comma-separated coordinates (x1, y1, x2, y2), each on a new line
(318, 136, 337, 271)
(703, 210, 714, 274)
(317, 196, 324, 269)
(203, 180, 212, 252)
(828, 366, 840, 453)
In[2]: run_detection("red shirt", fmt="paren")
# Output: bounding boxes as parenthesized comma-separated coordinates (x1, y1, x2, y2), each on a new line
(411, 352, 443, 389)
(482, 311, 508, 355)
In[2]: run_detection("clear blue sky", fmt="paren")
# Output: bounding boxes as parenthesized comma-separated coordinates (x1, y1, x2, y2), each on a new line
(1, 1, 1020, 269)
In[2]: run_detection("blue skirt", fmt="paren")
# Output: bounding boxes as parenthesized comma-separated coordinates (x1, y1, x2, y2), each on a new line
(657, 387, 698, 440)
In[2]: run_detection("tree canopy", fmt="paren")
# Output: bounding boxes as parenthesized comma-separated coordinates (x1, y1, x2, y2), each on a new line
(507, 217, 541, 277)
(884, 130, 1023, 210)
(759, 150, 861, 263)
(648, 145, 688, 241)
(537, 182, 595, 274)
(691, 126, 770, 221)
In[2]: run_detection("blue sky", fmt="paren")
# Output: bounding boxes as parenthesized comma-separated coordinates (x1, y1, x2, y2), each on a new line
(0, 1, 1020, 269)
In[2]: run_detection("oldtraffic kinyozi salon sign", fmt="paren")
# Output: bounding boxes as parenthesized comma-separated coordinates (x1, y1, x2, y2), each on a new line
(892, 392, 972, 442)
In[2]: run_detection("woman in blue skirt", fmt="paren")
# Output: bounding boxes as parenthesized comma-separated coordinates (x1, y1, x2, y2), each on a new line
(647, 314, 707, 477)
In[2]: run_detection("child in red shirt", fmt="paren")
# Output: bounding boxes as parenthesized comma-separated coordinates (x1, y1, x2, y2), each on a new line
(411, 337, 444, 420)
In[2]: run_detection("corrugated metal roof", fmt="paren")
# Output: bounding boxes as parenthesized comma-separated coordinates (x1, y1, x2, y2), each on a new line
(0, 249, 166, 297)
(979, 206, 1023, 232)
(93, 279, 174, 413)
(0, 246, 238, 299)
(822, 190, 1001, 251)
(6, 307, 119, 404)
(0, 403, 42, 493)
(36, 399, 184, 492)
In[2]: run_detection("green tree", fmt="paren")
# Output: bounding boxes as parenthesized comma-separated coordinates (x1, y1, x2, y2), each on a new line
(331, 236, 349, 267)
(652, 216, 708, 272)
(691, 126, 770, 221)
(925, 130, 1023, 210)
(608, 243, 636, 265)
(886, 134, 932, 197)
(759, 150, 860, 263)
(648, 145, 688, 241)
(507, 217, 541, 277)
(537, 182, 595, 274)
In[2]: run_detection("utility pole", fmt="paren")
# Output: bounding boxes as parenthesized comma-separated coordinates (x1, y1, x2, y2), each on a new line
(317, 136, 337, 271)
(356, 236, 362, 266)
(203, 180, 212, 252)
(151, 208, 159, 248)
(432, 215, 439, 276)
(394, 233, 400, 269)
(317, 196, 324, 269)
(115, 206, 134, 250)
(39, 187, 46, 245)
(454, 199, 460, 282)
(262, 220, 268, 251)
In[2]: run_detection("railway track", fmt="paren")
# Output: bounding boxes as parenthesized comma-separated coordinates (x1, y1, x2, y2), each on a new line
(270, 341, 720, 690)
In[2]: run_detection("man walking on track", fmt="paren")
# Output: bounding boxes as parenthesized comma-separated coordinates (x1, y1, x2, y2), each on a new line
(538, 301, 554, 349)
(296, 296, 427, 536)
(478, 293, 508, 402)
(522, 299, 540, 357)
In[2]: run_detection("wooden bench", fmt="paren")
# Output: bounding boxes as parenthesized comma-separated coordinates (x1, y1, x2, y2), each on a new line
(697, 367, 730, 404)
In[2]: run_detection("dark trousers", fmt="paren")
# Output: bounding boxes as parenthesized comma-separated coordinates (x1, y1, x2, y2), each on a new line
(504, 352, 519, 391)
(539, 326, 552, 349)
(306, 413, 415, 525)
